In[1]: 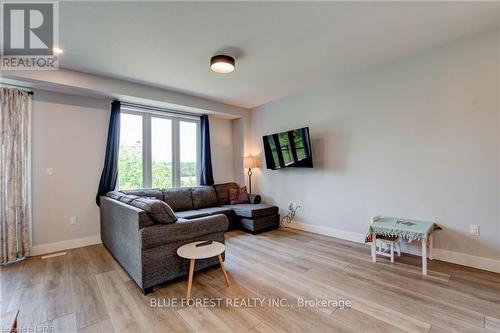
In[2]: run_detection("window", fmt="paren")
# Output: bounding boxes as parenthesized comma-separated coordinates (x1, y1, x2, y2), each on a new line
(118, 113, 143, 189)
(151, 118, 172, 188)
(180, 121, 198, 187)
(118, 108, 199, 190)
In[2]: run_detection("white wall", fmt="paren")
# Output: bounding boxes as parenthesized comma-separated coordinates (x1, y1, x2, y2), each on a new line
(231, 117, 247, 185)
(210, 116, 234, 183)
(31, 91, 236, 253)
(32, 91, 110, 251)
(251, 29, 500, 265)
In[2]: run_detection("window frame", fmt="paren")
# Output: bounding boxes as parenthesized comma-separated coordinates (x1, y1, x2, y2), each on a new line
(120, 107, 200, 189)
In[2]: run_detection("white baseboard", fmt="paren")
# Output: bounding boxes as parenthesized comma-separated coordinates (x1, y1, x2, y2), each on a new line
(433, 248, 500, 274)
(288, 221, 366, 243)
(286, 222, 500, 274)
(31, 234, 102, 256)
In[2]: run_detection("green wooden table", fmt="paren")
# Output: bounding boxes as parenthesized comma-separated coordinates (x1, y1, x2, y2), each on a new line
(368, 216, 439, 275)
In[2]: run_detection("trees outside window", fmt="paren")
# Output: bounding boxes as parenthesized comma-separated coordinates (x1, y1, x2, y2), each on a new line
(118, 110, 199, 190)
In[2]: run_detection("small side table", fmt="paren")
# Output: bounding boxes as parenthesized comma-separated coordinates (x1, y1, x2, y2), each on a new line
(177, 241, 229, 298)
(369, 216, 439, 275)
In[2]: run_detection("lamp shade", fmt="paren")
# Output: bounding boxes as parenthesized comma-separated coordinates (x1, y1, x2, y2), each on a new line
(244, 156, 257, 169)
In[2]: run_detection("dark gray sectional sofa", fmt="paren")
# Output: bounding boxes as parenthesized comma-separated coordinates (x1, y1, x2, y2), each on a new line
(99, 182, 279, 294)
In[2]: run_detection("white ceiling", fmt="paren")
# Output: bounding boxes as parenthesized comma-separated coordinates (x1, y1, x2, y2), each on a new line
(59, 1, 500, 109)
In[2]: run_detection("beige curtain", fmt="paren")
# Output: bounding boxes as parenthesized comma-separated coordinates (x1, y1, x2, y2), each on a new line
(1, 87, 32, 264)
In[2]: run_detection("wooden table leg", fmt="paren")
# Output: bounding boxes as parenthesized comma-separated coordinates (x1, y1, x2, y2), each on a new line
(217, 254, 230, 287)
(390, 243, 394, 263)
(429, 233, 434, 260)
(421, 240, 427, 275)
(187, 259, 195, 298)
(371, 232, 377, 263)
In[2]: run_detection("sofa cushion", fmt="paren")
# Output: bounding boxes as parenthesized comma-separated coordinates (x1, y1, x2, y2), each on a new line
(175, 210, 210, 219)
(221, 203, 279, 219)
(197, 207, 236, 218)
(129, 198, 177, 224)
(140, 214, 229, 250)
(119, 194, 140, 204)
(191, 186, 217, 209)
(101, 196, 155, 230)
(241, 215, 280, 232)
(213, 183, 239, 205)
(105, 191, 141, 204)
(121, 189, 163, 201)
(106, 191, 124, 200)
(163, 188, 193, 211)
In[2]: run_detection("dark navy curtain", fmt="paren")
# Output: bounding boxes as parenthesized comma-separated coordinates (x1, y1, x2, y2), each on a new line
(96, 101, 121, 205)
(200, 115, 214, 185)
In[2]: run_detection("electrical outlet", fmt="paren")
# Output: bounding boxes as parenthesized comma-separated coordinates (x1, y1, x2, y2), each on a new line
(288, 202, 294, 211)
(46, 168, 54, 176)
(70, 216, 77, 225)
(469, 224, 480, 236)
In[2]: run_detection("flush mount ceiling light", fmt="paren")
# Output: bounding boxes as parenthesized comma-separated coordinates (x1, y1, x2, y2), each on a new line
(210, 55, 235, 74)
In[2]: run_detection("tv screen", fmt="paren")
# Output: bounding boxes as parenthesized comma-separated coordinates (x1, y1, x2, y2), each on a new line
(263, 127, 313, 170)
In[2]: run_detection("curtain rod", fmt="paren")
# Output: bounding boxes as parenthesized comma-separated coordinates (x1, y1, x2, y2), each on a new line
(120, 101, 202, 118)
(0, 83, 34, 95)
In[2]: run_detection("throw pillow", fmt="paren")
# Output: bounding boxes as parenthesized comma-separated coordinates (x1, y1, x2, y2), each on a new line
(129, 198, 177, 224)
(229, 186, 250, 205)
(119, 194, 140, 204)
(106, 191, 124, 200)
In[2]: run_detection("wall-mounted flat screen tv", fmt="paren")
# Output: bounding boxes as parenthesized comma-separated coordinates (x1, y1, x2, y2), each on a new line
(263, 127, 313, 170)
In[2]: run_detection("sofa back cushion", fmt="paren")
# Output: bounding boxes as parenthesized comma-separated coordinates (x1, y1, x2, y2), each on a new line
(118, 194, 140, 204)
(191, 186, 218, 209)
(213, 182, 239, 205)
(106, 191, 124, 200)
(128, 198, 177, 224)
(162, 188, 193, 211)
(121, 188, 163, 201)
(106, 191, 140, 204)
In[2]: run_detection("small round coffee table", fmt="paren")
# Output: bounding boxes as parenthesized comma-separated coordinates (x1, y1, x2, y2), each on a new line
(177, 241, 229, 298)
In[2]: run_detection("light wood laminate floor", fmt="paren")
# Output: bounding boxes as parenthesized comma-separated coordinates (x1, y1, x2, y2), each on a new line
(2, 228, 500, 333)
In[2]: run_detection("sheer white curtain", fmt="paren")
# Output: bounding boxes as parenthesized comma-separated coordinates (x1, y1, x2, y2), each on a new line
(1, 87, 32, 264)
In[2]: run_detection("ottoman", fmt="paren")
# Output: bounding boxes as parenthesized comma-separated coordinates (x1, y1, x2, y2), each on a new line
(222, 203, 280, 233)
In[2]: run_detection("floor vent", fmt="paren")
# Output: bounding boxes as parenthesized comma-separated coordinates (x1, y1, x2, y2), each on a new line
(41, 251, 67, 259)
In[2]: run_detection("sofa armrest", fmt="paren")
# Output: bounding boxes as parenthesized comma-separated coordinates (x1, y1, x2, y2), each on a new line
(249, 194, 262, 204)
(100, 196, 154, 287)
(140, 214, 229, 250)
(100, 196, 155, 229)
